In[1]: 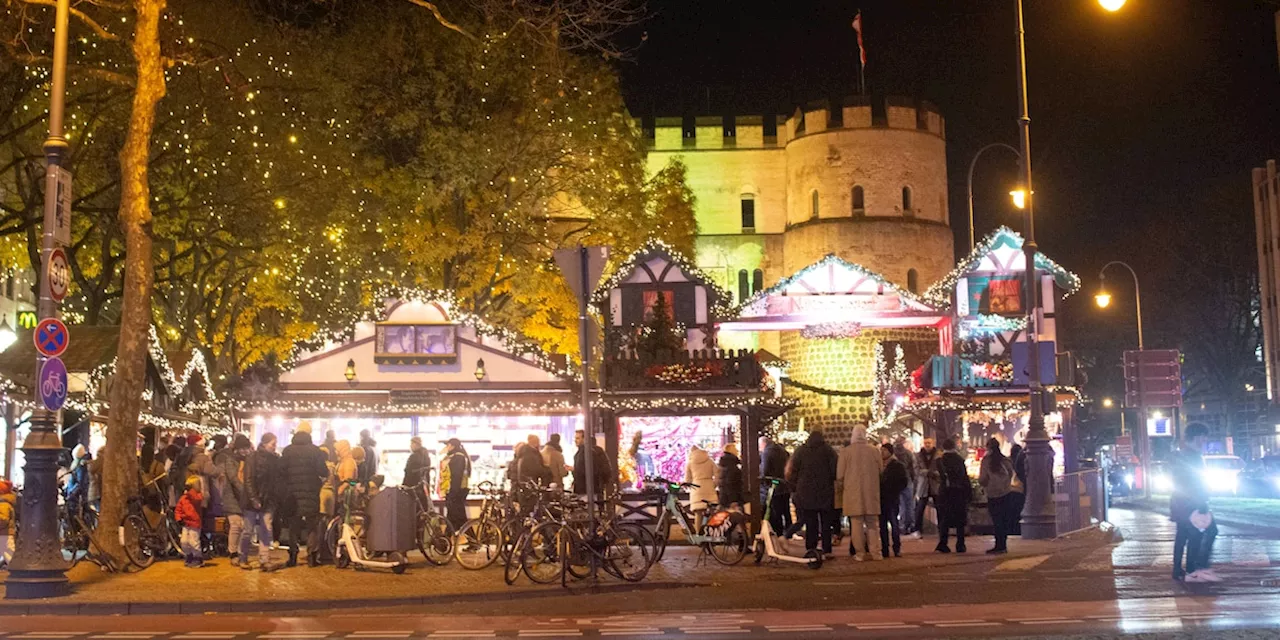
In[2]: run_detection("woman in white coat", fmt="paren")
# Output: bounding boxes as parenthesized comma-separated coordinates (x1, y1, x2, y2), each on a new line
(684, 445, 720, 529)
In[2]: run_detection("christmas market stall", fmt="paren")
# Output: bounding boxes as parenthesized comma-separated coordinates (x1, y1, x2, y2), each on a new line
(0, 325, 227, 485)
(595, 241, 793, 530)
(234, 292, 582, 490)
(911, 226, 1090, 533)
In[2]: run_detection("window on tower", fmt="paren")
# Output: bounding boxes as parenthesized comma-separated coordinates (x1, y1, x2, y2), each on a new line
(852, 185, 865, 215)
(907, 269, 919, 294)
(741, 198, 756, 232)
(811, 190, 820, 219)
(752, 269, 764, 294)
(902, 186, 913, 216)
(738, 269, 750, 303)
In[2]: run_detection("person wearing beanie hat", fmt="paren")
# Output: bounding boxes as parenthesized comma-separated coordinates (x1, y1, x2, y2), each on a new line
(211, 434, 229, 452)
(176, 475, 205, 567)
(404, 436, 431, 488)
(717, 444, 745, 509)
(296, 421, 313, 435)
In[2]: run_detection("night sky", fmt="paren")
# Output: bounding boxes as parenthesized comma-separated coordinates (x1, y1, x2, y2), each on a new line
(621, 0, 1280, 393)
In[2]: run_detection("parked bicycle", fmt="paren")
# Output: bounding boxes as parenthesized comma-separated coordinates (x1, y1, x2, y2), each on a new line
(647, 476, 749, 565)
(454, 481, 514, 570)
(118, 475, 181, 569)
(406, 472, 454, 566)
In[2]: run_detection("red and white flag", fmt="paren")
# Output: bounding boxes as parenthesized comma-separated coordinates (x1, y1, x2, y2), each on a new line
(852, 10, 867, 66)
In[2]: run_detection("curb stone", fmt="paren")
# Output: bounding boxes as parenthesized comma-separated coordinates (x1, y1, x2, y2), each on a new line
(0, 580, 703, 616)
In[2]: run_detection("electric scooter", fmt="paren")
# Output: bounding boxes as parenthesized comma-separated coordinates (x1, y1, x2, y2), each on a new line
(331, 480, 409, 574)
(754, 476, 822, 569)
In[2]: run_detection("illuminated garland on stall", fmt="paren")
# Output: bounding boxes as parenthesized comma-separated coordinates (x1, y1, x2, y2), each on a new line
(236, 397, 579, 416)
(800, 321, 863, 340)
(907, 387, 1082, 412)
(956, 314, 1027, 340)
(590, 239, 735, 319)
(738, 253, 932, 316)
(594, 394, 796, 413)
(922, 226, 1082, 309)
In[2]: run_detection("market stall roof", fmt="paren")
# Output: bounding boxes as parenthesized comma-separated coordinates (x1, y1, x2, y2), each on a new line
(922, 226, 1081, 309)
(0, 325, 122, 387)
(250, 293, 578, 415)
(593, 239, 733, 315)
(720, 254, 949, 332)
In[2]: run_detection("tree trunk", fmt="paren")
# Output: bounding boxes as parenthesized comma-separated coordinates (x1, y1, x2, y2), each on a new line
(96, 0, 167, 562)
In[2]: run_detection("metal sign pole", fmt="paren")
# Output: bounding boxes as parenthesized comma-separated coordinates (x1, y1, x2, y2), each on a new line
(5, 0, 72, 599)
(577, 246, 598, 580)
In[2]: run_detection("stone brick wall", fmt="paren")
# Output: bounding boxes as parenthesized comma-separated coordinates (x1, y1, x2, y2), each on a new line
(780, 327, 939, 443)
(781, 218, 954, 293)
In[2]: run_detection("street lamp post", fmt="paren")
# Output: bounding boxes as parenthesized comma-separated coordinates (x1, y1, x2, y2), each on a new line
(966, 142, 1020, 252)
(1011, 0, 1126, 541)
(1095, 260, 1147, 495)
(5, 0, 72, 599)
(1096, 261, 1144, 350)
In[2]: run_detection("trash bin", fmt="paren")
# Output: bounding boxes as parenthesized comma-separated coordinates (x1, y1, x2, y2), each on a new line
(364, 487, 417, 553)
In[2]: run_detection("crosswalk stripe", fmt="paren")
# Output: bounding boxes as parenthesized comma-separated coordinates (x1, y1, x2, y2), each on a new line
(599, 632, 662, 637)
(764, 626, 831, 632)
(994, 554, 1051, 572)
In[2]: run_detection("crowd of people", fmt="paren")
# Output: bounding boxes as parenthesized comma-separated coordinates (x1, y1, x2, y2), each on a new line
(753, 425, 1028, 561)
(0, 421, 1223, 580)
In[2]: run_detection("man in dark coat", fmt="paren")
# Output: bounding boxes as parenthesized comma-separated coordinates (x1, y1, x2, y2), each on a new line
(404, 436, 431, 487)
(758, 436, 792, 534)
(786, 431, 837, 556)
(934, 438, 972, 554)
(279, 423, 329, 567)
(242, 433, 282, 571)
(879, 443, 910, 558)
(572, 430, 613, 496)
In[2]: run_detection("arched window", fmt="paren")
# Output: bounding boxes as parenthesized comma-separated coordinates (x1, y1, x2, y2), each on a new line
(810, 190, 820, 219)
(852, 185, 865, 215)
(901, 186, 913, 216)
(738, 269, 750, 303)
(752, 269, 764, 294)
(907, 269, 919, 294)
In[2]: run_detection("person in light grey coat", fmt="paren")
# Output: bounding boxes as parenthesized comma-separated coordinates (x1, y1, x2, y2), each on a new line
(213, 434, 251, 565)
(837, 425, 883, 560)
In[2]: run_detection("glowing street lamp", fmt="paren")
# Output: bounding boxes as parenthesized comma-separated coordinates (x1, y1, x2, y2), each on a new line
(1010, 189, 1028, 210)
(1102, 397, 1114, 409)
(1094, 289, 1113, 309)
(1098, 0, 1126, 12)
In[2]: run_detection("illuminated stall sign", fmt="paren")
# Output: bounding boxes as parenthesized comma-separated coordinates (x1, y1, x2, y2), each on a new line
(374, 322, 458, 365)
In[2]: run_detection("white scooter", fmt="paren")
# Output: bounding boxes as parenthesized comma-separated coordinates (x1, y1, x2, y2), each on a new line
(330, 480, 408, 574)
(754, 476, 823, 569)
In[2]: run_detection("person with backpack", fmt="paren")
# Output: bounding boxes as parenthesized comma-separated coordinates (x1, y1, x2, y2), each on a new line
(978, 438, 1015, 554)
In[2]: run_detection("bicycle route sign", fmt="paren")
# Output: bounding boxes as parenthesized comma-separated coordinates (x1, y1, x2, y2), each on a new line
(39, 356, 67, 411)
(33, 318, 69, 358)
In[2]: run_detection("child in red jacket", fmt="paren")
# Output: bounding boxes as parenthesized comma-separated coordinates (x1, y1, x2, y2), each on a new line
(175, 476, 204, 567)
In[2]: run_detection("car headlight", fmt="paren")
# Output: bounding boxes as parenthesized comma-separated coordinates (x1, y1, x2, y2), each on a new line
(1152, 473, 1174, 494)
(1123, 473, 1135, 487)
(1202, 470, 1238, 492)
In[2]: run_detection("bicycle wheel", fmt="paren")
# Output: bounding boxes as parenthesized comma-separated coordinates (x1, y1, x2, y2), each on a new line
(605, 522, 654, 582)
(561, 525, 592, 581)
(60, 515, 84, 568)
(324, 516, 345, 567)
(708, 524, 749, 566)
(121, 514, 156, 569)
(454, 519, 503, 570)
(499, 517, 523, 563)
(503, 530, 529, 585)
(522, 521, 565, 585)
(420, 513, 454, 566)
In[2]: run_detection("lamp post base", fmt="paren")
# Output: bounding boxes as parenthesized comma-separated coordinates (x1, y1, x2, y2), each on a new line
(4, 413, 71, 600)
(1020, 430, 1058, 540)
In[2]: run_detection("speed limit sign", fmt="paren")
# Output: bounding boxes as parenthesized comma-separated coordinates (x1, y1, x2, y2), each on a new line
(47, 247, 69, 302)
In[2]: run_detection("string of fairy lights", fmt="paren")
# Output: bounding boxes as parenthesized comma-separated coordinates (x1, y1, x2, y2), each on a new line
(922, 226, 1082, 309)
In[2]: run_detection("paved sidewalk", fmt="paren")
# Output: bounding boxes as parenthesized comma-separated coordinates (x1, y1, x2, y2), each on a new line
(0, 528, 1117, 615)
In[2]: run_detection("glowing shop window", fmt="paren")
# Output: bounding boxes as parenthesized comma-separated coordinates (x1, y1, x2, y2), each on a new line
(617, 415, 738, 492)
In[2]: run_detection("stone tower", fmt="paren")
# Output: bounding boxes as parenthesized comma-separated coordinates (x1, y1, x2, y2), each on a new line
(643, 95, 954, 439)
